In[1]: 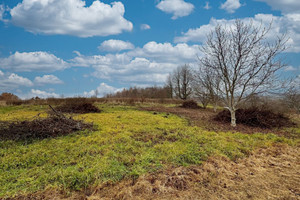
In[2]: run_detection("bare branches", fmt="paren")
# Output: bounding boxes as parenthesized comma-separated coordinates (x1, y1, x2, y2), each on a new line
(199, 19, 288, 126)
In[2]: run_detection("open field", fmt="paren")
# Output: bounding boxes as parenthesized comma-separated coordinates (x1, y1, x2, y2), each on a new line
(0, 103, 299, 199)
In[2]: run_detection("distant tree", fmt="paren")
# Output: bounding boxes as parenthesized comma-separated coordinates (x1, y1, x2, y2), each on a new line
(285, 78, 300, 113)
(0, 93, 20, 101)
(165, 73, 174, 99)
(199, 20, 288, 127)
(170, 64, 193, 100)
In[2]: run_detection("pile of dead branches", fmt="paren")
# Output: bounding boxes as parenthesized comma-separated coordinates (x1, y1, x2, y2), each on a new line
(214, 107, 295, 129)
(56, 102, 101, 114)
(0, 106, 94, 141)
(180, 100, 201, 109)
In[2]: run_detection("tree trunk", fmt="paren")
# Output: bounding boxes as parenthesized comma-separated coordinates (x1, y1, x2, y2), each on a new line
(230, 109, 236, 127)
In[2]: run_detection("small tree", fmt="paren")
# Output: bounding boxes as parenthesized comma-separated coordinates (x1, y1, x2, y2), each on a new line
(170, 64, 193, 100)
(200, 20, 288, 127)
(193, 66, 221, 110)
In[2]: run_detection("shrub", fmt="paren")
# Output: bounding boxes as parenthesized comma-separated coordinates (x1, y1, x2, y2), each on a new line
(181, 100, 200, 109)
(214, 107, 295, 128)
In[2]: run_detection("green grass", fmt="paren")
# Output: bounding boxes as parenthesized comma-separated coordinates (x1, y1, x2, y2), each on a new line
(0, 104, 298, 198)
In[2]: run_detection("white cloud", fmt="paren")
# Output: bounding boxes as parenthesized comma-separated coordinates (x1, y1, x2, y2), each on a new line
(0, 4, 4, 21)
(0, 51, 68, 72)
(204, 2, 211, 10)
(28, 89, 59, 99)
(174, 14, 300, 53)
(255, 0, 300, 14)
(98, 39, 134, 52)
(71, 41, 200, 85)
(140, 24, 151, 30)
(83, 83, 122, 97)
(0, 72, 33, 91)
(9, 0, 133, 37)
(156, 0, 194, 19)
(220, 0, 241, 13)
(34, 75, 64, 85)
(284, 66, 298, 71)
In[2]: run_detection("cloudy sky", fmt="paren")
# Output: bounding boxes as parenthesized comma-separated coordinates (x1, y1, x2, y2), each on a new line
(0, 0, 299, 98)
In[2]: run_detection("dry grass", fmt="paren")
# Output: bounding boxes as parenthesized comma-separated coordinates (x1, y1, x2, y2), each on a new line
(13, 144, 300, 200)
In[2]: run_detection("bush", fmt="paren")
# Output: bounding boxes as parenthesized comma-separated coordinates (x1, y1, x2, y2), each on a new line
(214, 107, 295, 129)
(181, 100, 200, 109)
(56, 100, 101, 114)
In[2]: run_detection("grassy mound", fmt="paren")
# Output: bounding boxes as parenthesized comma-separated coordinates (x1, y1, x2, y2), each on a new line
(0, 113, 94, 141)
(56, 102, 101, 114)
(214, 107, 295, 128)
(181, 100, 200, 109)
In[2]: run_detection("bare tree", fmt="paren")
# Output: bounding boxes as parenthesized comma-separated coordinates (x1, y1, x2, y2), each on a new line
(165, 73, 174, 98)
(171, 64, 193, 100)
(193, 66, 221, 111)
(199, 20, 288, 127)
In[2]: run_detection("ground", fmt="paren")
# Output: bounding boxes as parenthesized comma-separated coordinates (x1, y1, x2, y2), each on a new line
(0, 103, 299, 199)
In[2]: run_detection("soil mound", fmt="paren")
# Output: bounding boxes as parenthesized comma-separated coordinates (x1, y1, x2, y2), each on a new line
(0, 113, 94, 141)
(214, 107, 295, 128)
(180, 100, 200, 109)
(56, 102, 101, 114)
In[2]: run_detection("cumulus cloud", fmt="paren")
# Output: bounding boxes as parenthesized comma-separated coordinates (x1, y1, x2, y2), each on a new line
(0, 72, 33, 91)
(174, 14, 300, 53)
(140, 24, 151, 30)
(255, 0, 300, 14)
(34, 75, 64, 85)
(0, 51, 68, 72)
(23, 89, 59, 99)
(9, 0, 133, 37)
(98, 39, 134, 52)
(71, 41, 200, 85)
(156, 0, 194, 19)
(220, 0, 241, 13)
(83, 83, 122, 97)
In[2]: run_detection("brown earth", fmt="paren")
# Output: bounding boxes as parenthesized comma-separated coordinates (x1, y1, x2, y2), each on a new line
(12, 145, 300, 200)
(140, 106, 300, 138)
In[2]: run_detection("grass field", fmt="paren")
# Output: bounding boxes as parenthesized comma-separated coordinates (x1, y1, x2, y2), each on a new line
(0, 103, 299, 199)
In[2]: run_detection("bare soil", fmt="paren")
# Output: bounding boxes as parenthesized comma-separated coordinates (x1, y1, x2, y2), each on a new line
(12, 145, 300, 200)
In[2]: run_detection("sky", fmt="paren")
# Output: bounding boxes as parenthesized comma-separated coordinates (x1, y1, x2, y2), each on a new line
(0, 0, 299, 99)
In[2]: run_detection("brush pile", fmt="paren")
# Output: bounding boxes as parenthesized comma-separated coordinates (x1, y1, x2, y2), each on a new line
(214, 107, 295, 128)
(181, 100, 200, 109)
(56, 101, 101, 114)
(0, 107, 94, 141)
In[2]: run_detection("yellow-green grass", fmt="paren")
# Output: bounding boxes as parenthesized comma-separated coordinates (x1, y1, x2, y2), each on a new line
(0, 104, 298, 198)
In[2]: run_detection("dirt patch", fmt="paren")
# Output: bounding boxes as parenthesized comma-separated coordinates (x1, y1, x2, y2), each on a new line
(214, 108, 295, 129)
(0, 113, 94, 141)
(56, 102, 101, 114)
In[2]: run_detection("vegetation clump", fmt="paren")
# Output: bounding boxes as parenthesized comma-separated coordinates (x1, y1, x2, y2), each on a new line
(181, 100, 200, 109)
(0, 112, 94, 141)
(56, 101, 101, 114)
(214, 107, 295, 129)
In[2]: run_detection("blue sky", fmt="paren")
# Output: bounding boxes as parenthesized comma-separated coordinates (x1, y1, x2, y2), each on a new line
(0, 0, 299, 98)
